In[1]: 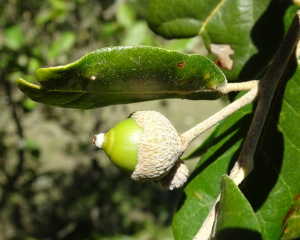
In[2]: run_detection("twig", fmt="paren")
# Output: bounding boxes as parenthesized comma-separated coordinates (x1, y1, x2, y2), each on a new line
(219, 80, 259, 94)
(193, 9, 300, 240)
(180, 84, 259, 150)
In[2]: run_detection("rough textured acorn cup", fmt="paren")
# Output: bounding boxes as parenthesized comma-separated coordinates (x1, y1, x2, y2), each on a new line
(93, 111, 189, 190)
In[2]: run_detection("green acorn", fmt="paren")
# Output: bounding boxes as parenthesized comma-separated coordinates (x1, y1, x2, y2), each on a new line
(92, 111, 189, 190)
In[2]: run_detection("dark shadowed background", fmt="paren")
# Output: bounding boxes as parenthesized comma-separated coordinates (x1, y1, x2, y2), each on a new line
(0, 0, 226, 239)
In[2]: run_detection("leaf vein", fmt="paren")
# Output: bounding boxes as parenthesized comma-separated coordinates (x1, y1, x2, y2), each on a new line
(282, 99, 300, 117)
(60, 93, 86, 106)
(276, 123, 300, 151)
(199, 0, 227, 34)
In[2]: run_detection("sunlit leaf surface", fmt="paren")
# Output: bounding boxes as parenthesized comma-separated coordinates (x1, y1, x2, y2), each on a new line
(215, 175, 262, 240)
(17, 46, 226, 109)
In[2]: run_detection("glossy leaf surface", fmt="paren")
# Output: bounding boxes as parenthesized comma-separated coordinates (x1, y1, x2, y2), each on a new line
(215, 175, 262, 240)
(147, 0, 296, 80)
(17, 46, 226, 109)
(173, 58, 300, 240)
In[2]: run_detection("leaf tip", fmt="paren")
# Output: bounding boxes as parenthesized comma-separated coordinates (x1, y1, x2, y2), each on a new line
(17, 78, 43, 98)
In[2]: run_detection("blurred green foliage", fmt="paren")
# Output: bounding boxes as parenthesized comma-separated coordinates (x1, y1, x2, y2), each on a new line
(0, 0, 201, 239)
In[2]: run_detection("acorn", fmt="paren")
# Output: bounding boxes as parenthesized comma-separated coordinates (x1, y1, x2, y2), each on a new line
(92, 111, 189, 190)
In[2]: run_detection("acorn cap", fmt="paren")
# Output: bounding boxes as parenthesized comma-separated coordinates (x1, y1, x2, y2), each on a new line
(130, 111, 183, 182)
(159, 159, 189, 190)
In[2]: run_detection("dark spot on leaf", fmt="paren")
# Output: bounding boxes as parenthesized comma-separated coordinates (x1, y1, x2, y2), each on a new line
(294, 194, 300, 202)
(177, 62, 184, 68)
(281, 205, 297, 228)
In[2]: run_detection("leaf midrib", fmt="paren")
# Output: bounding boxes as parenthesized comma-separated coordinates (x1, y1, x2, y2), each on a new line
(41, 89, 220, 94)
(198, 0, 227, 34)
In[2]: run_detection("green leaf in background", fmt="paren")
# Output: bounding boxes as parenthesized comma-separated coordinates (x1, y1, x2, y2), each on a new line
(163, 37, 199, 53)
(121, 21, 149, 46)
(173, 57, 300, 240)
(215, 175, 262, 240)
(22, 98, 37, 111)
(35, 0, 68, 25)
(147, 0, 296, 80)
(17, 46, 227, 109)
(116, 3, 136, 28)
(28, 58, 42, 74)
(24, 138, 40, 158)
(4, 25, 24, 51)
(48, 31, 76, 59)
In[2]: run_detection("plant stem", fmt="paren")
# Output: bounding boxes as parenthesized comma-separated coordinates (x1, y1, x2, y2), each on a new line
(219, 80, 259, 94)
(193, 9, 300, 240)
(180, 85, 259, 151)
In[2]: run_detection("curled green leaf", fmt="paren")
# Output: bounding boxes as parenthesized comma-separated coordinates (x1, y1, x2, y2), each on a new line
(17, 46, 226, 109)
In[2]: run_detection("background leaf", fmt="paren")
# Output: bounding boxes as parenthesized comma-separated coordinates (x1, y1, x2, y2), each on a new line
(116, 3, 136, 28)
(173, 57, 300, 240)
(48, 31, 76, 60)
(4, 25, 24, 51)
(147, 0, 297, 80)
